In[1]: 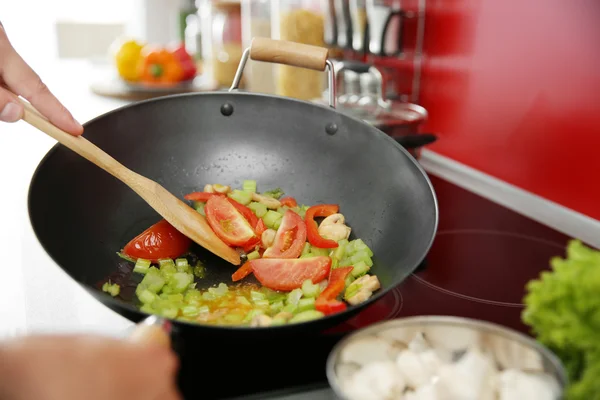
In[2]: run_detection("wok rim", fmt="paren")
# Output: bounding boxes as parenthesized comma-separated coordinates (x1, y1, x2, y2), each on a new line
(26, 91, 439, 333)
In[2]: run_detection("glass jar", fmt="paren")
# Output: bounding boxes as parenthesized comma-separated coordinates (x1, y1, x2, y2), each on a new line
(241, 0, 275, 94)
(199, 0, 244, 88)
(271, 0, 326, 100)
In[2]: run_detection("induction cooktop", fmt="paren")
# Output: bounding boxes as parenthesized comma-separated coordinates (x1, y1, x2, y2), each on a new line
(176, 174, 570, 400)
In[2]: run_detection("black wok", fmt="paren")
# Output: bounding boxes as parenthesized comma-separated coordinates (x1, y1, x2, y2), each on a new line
(27, 38, 438, 342)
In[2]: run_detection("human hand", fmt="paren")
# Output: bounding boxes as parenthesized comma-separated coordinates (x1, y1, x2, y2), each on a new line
(0, 24, 83, 135)
(0, 334, 182, 400)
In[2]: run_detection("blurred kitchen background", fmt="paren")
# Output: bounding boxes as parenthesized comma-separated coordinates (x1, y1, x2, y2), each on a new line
(1, 0, 599, 224)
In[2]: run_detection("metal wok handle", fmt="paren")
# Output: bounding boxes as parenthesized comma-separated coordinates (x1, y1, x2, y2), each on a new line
(229, 37, 337, 108)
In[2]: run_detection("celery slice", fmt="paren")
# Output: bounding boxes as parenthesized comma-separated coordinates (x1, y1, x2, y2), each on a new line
(283, 303, 298, 314)
(208, 283, 229, 297)
(247, 250, 260, 261)
(289, 310, 324, 323)
(301, 279, 320, 298)
(102, 282, 120, 297)
(270, 300, 284, 313)
(182, 305, 200, 317)
(175, 258, 188, 267)
(138, 289, 157, 304)
(237, 296, 251, 306)
(202, 292, 216, 301)
(133, 258, 151, 274)
(251, 290, 266, 301)
(117, 252, 136, 263)
(262, 188, 284, 199)
(193, 263, 206, 279)
(351, 251, 373, 267)
(271, 317, 287, 326)
(194, 201, 206, 216)
(351, 261, 370, 278)
(310, 247, 329, 257)
(167, 272, 193, 294)
(228, 189, 252, 205)
(301, 242, 312, 256)
(254, 299, 270, 308)
(287, 288, 303, 306)
(262, 210, 283, 229)
(140, 272, 166, 293)
(297, 297, 315, 312)
(248, 202, 268, 218)
(242, 180, 257, 193)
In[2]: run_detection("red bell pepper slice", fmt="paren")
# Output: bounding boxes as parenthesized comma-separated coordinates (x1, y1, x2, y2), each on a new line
(184, 192, 223, 202)
(280, 197, 298, 207)
(315, 266, 353, 315)
(305, 204, 340, 249)
(232, 261, 253, 282)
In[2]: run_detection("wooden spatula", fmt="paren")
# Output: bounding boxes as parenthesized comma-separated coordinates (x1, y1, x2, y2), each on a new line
(17, 96, 241, 266)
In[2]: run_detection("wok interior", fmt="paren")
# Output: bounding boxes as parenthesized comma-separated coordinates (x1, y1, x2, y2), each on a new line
(28, 93, 437, 317)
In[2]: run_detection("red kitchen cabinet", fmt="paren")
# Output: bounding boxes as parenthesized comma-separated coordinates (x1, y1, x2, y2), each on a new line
(419, 0, 600, 220)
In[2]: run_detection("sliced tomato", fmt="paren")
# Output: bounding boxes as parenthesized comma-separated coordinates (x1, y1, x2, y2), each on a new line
(232, 261, 253, 282)
(184, 192, 223, 202)
(205, 196, 257, 247)
(280, 196, 298, 207)
(305, 204, 340, 249)
(315, 266, 353, 315)
(242, 218, 268, 253)
(250, 256, 331, 291)
(315, 299, 347, 315)
(227, 198, 259, 228)
(122, 219, 191, 262)
(263, 210, 307, 259)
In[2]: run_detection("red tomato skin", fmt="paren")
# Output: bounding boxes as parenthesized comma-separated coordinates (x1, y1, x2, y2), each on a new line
(205, 196, 257, 247)
(314, 266, 353, 315)
(184, 192, 223, 202)
(122, 219, 191, 262)
(280, 197, 298, 207)
(263, 210, 307, 259)
(250, 256, 331, 291)
(232, 261, 253, 282)
(305, 204, 340, 249)
(227, 198, 259, 228)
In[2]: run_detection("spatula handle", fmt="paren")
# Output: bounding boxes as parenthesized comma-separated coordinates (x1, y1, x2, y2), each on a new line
(18, 98, 133, 183)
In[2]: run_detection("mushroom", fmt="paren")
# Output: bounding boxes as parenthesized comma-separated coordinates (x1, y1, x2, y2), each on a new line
(497, 370, 560, 400)
(250, 314, 273, 327)
(395, 349, 442, 389)
(343, 361, 406, 400)
(345, 275, 381, 306)
(251, 192, 281, 209)
(212, 184, 231, 194)
(273, 311, 294, 321)
(261, 229, 277, 248)
(203, 184, 214, 193)
(340, 335, 397, 366)
(318, 213, 351, 241)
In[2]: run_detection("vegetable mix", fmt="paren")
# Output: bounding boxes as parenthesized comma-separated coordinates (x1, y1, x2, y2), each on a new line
(107, 180, 381, 327)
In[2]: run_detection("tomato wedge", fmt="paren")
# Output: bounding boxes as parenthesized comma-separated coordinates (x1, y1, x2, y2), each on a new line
(227, 198, 259, 228)
(205, 195, 257, 247)
(232, 261, 253, 282)
(250, 256, 331, 291)
(242, 219, 268, 253)
(315, 266, 353, 315)
(184, 192, 223, 202)
(280, 197, 298, 207)
(122, 219, 191, 262)
(263, 210, 307, 259)
(305, 204, 340, 249)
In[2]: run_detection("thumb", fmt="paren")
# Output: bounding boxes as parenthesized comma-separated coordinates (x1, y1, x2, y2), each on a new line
(0, 86, 23, 123)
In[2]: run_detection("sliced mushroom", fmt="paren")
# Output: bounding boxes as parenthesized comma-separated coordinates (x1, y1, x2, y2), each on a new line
(203, 184, 214, 193)
(212, 184, 231, 194)
(345, 275, 381, 306)
(340, 335, 397, 365)
(273, 311, 294, 321)
(261, 229, 277, 248)
(252, 193, 281, 209)
(318, 213, 351, 241)
(250, 314, 273, 327)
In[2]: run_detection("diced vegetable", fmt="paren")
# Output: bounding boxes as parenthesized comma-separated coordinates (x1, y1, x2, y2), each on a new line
(166, 272, 194, 294)
(301, 279, 320, 298)
(289, 310, 325, 323)
(262, 188, 284, 199)
(228, 189, 253, 205)
(140, 270, 166, 293)
(176, 258, 188, 268)
(301, 242, 312, 256)
(193, 263, 206, 279)
(351, 261, 370, 278)
(309, 247, 330, 257)
(194, 201, 206, 216)
(102, 281, 120, 297)
(117, 252, 136, 263)
(287, 288, 303, 305)
(298, 297, 315, 312)
(251, 290, 266, 302)
(254, 299, 270, 308)
(351, 250, 373, 267)
(262, 210, 283, 230)
(133, 258, 151, 274)
(270, 301, 284, 312)
(137, 289, 157, 304)
(263, 210, 307, 259)
(247, 250, 261, 261)
(248, 201, 268, 218)
(242, 179, 257, 193)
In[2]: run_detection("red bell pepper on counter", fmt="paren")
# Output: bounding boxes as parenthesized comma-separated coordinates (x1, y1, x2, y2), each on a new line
(171, 44, 197, 81)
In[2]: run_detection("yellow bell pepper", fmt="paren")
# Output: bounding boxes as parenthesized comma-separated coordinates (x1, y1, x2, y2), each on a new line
(114, 40, 144, 82)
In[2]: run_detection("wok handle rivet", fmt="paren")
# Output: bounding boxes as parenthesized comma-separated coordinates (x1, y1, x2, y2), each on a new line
(220, 103, 234, 116)
(325, 123, 338, 135)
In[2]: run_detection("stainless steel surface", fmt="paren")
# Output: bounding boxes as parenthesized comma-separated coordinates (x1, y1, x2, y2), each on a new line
(326, 316, 568, 400)
(334, 0, 351, 48)
(411, 0, 427, 103)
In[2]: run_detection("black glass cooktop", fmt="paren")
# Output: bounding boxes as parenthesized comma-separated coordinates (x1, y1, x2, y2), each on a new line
(177, 174, 570, 400)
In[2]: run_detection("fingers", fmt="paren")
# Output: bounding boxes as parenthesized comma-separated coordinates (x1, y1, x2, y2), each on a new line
(0, 85, 23, 122)
(0, 27, 83, 135)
